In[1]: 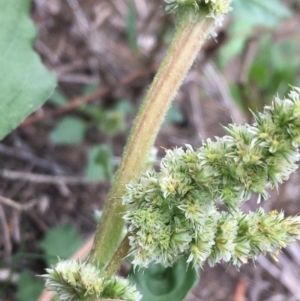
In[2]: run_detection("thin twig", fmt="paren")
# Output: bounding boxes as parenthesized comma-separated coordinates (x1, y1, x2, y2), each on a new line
(0, 195, 35, 211)
(186, 80, 207, 140)
(22, 64, 159, 126)
(0, 205, 12, 260)
(0, 144, 63, 174)
(0, 169, 93, 185)
(58, 73, 99, 84)
(234, 277, 247, 301)
(202, 61, 246, 124)
(258, 255, 300, 298)
(12, 210, 21, 243)
(238, 37, 259, 85)
(66, 0, 90, 35)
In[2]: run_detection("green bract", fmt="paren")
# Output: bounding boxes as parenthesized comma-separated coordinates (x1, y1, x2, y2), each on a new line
(123, 87, 300, 268)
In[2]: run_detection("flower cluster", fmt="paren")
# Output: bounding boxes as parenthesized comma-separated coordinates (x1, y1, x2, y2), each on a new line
(101, 277, 142, 301)
(164, 0, 232, 25)
(43, 259, 142, 301)
(123, 87, 300, 268)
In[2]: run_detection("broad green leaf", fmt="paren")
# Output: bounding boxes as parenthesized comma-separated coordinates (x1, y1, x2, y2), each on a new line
(130, 259, 199, 301)
(233, 0, 292, 27)
(16, 271, 44, 301)
(39, 224, 83, 266)
(0, 0, 56, 140)
(50, 117, 87, 145)
(85, 144, 114, 182)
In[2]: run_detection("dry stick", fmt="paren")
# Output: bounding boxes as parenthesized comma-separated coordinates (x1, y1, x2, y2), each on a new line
(233, 278, 247, 301)
(0, 169, 91, 185)
(258, 255, 300, 298)
(0, 144, 63, 174)
(0, 195, 33, 211)
(0, 205, 12, 259)
(22, 64, 159, 126)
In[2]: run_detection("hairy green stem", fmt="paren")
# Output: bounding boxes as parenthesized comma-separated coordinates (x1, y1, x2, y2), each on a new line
(103, 233, 130, 278)
(87, 7, 214, 269)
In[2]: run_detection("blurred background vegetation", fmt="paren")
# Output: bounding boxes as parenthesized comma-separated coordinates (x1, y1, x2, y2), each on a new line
(0, 0, 300, 300)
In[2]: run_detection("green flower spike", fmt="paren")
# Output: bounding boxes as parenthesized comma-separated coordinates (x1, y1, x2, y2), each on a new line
(102, 277, 142, 301)
(123, 87, 300, 269)
(43, 259, 142, 301)
(43, 260, 105, 301)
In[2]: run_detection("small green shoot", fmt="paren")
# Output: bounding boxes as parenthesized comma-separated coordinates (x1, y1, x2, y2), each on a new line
(85, 145, 114, 182)
(50, 117, 87, 145)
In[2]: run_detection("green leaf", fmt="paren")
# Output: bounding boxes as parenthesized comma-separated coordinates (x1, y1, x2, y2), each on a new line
(0, 0, 56, 140)
(246, 35, 299, 104)
(39, 224, 83, 266)
(163, 105, 184, 125)
(99, 111, 126, 136)
(233, 0, 292, 27)
(16, 271, 44, 301)
(130, 259, 199, 301)
(82, 84, 100, 95)
(271, 40, 300, 71)
(48, 89, 68, 106)
(127, 0, 138, 52)
(218, 19, 254, 69)
(50, 117, 87, 145)
(114, 99, 135, 115)
(85, 145, 114, 182)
